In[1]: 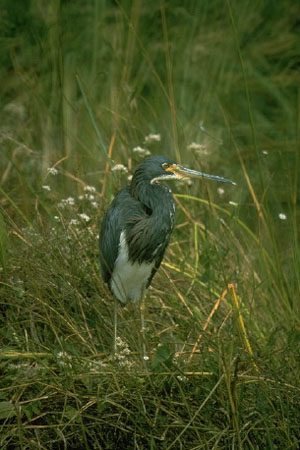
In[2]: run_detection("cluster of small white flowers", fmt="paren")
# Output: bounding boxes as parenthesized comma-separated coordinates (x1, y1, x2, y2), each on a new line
(177, 375, 188, 382)
(12, 331, 21, 344)
(4, 102, 26, 119)
(84, 185, 96, 193)
(42, 185, 51, 192)
(57, 351, 72, 368)
(114, 336, 134, 368)
(85, 359, 107, 373)
(127, 174, 133, 182)
(8, 362, 40, 377)
(187, 142, 206, 151)
(47, 167, 58, 176)
(54, 215, 60, 221)
(111, 164, 128, 173)
(115, 336, 129, 351)
(58, 197, 75, 208)
(8, 361, 28, 370)
(133, 146, 151, 157)
(65, 197, 75, 205)
(229, 201, 238, 207)
(79, 187, 99, 209)
(278, 213, 287, 220)
(69, 219, 79, 226)
(217, 187, 225, 196)
(78, 213, 91, 222)
(144, 133, 161, 143)
(79, 193, 95, 201)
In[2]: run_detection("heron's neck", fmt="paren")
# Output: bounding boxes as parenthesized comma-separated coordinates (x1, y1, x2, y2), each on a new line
(131, 180, 175, 220)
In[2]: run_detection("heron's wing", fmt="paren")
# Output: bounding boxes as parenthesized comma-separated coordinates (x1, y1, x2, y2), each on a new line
(145, 242, 169, 288)
(99, 187, 130, 283)
(125, 214, 172, 287)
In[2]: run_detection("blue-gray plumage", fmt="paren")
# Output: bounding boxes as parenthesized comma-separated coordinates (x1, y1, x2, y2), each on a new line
(99, 155, 235, 355)
(100, 156, 176, 305)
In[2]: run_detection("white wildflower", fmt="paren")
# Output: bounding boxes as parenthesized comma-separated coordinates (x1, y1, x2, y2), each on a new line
(83, 185, 96, 193)
(133, 146, 151, 157)
(187, 142, 206, 151)
(8, 362, 40, 377)
(177, 375, 188, 382)
(85, 359, 107, 373)
(69, 219, 79, 226)
(117, 358, 134, 369)
(54, 215, 60, 221)
(57, 351, 72, 368)
(144, 133, 161, 143)
(65, 197, 75, 205)
(79, 193, 95, 201)
(217, 187, 225, 196)
(114, 337, 134, 368)
(262, 150, 269, 155)
(127, 174, 133, 182)
(115, 337, 130, 356)
(78, 213, 91, 222)
(58, 197, 75, 208)
(111, 164, 128, 173)
(12, 331, 21, 344)
(91, 202, 98, 209)
(229, 201, 238, 207)
(4, 102, 26, 119)
(278, 213, 287, 220)
(47, 167, 58, 175)
(115, 336, 127, 348)
(42, 185, 51, 192)
(57, 351, 70, 359)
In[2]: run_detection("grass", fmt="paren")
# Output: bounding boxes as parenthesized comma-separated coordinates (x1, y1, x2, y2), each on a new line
(1, 0, 300, 448)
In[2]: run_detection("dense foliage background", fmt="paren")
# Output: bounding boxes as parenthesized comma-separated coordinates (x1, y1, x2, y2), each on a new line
(1, 0, 299, 448)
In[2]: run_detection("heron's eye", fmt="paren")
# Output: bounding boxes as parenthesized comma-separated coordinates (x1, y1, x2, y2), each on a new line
(162, 163, 169, 170)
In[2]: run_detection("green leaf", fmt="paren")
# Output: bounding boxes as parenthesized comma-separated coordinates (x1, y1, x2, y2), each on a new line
(151, 344, 173, 371)
(0, 401, 17, 420)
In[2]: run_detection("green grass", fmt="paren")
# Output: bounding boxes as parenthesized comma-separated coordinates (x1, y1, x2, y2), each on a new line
(1, 0, 300, 448)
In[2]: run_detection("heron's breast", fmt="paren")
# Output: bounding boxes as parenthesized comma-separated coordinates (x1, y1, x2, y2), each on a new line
(110, 231, 155, 304)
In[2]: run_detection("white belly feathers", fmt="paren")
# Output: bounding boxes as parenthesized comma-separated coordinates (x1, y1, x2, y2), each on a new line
(110, 231, 155, 305)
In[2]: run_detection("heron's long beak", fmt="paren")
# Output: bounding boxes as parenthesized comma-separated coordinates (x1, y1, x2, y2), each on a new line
(168, 164, 236, 185)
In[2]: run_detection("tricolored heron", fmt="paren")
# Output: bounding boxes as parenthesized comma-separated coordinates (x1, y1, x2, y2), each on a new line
(99, 155, 235, 357)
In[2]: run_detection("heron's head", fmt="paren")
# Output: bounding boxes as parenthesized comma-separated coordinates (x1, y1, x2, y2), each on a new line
(132, 155, 236, 185)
